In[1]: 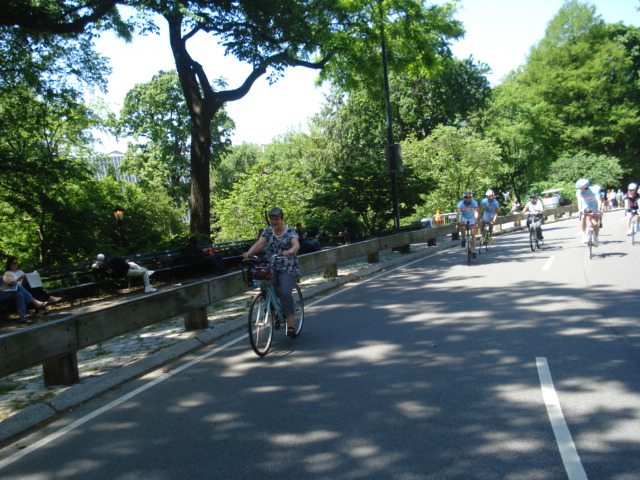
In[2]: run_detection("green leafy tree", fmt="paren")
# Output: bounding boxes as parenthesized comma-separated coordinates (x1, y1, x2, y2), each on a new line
(393, 56, 492, 140)
(476, 76, 561, 202)
(4, 0, 465, 237)
(533, 151, 625, 202)
(517, 1, 640, 180)
(118, 70, 234, 210)
(307, 159, 434, 237)
(402, 124, 504, 216)
(0, 86, 103, 264)
(213, 160, 308, 242)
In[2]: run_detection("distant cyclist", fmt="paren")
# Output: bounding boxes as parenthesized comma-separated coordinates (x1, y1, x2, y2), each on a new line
(624, 183, 640, 235)
(479, 189, 500, 242)
(456, 190, 479, 256)
(575, 178, 601, 246)
(522, 193, 545, 245)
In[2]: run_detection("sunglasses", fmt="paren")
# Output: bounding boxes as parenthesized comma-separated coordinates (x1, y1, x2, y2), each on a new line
(463, 196, 471, 199)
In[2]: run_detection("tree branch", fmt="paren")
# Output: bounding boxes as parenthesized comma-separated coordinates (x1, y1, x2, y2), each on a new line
(217, 52, 332, 103)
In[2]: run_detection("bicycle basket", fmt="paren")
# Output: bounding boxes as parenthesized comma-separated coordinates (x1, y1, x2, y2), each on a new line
(252, 264, 273, 281)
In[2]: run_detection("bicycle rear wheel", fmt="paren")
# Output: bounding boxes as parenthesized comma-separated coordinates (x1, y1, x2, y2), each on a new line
(291, 284, 304, 337)
(248, 294, 273, 356)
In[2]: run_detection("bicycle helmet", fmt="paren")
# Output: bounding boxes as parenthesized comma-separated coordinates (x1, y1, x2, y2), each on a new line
(629, 183, 638, 190)
(575, 178, 590, 189)
(529, 193, 539, 198)
(485, 189, 495, 196)
(462, 190, 473, 197)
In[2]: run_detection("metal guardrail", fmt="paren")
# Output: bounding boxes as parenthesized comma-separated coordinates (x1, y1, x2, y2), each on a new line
(0, 205, 577, 386)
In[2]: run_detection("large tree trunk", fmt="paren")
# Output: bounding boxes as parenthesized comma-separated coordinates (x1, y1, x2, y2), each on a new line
(167, 15, 219, 236)
(189, 116, 213, 235)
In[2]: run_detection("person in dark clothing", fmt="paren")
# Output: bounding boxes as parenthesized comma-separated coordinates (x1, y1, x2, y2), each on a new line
(92, 254, 157, 293)
(186, 237, 225, 274)
(295, 223, 322, 254)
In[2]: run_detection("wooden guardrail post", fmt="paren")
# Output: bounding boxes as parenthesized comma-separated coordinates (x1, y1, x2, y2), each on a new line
(185, 306, 208, 331)
(323, 264, 338, 278)
(43, 353, 79, 387)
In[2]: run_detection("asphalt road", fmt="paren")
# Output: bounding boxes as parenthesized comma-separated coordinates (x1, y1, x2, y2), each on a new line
(1, 210, 639, 480)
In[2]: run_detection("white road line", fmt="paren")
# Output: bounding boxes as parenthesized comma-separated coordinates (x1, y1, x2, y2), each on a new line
(0, 335, 246, 471)
(0, 251, 442, 469)
(536, 357, 588, 480)
(542, 256, 555, 271)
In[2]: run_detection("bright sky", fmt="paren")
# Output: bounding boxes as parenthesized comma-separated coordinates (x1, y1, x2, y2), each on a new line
(92, 0, 640, 153)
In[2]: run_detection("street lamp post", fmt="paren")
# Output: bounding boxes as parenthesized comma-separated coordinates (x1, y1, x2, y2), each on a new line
(379, 1, 401, 233)
(112, 206, 127, 246)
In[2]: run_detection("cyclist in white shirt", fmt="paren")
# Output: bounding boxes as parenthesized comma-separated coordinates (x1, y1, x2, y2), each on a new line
(575, 178, 602, 246)
(624, 183, 640, 235)
(521, 193, 545, 245)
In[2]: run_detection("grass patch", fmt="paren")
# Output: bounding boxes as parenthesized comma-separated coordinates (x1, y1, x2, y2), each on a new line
(0, 382, 23, 395)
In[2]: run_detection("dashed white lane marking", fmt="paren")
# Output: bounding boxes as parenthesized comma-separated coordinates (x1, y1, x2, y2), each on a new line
(536, 357, 588, 480)
(542, 256, 555, 271)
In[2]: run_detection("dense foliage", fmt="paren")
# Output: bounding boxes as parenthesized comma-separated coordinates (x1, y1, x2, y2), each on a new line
(1, 0, 637, 268)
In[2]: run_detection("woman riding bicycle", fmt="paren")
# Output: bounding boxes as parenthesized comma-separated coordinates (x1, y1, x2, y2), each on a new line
(243, 207, 301, 338)
(522, 193, 545, 245)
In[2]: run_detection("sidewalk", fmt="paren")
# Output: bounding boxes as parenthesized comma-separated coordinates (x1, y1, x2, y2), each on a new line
(0, 238, 458, 444)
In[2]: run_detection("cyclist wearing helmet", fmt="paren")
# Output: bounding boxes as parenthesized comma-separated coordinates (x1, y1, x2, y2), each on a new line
(624, 183, 639, 235)
(522, 193, 545, 245)
(456, 190, 479, 256)
(575, 178, 601, 246)
(479, 189, 500, 241)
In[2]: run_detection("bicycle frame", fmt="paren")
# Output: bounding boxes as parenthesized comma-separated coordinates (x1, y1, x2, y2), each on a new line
(584, 213, 599, 259)
(527, 214, 542, 251)
(479, 221, 493, 253)
(459, 220, 474, 265)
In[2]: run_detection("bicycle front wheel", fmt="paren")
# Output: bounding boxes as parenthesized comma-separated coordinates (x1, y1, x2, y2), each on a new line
(248, 294, 273, 356)
(588, 230, 594, 259)
(483, 229, 490, 252)
(291, 284, 304, 337)
(529, 228, 536, 252)
(466, 237, 472, 265)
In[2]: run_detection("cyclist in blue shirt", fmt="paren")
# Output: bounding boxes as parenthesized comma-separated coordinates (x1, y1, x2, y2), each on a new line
(575, 178, 602, 246)
(479, 189, 500, 242)
(456, 190, 479, 256)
